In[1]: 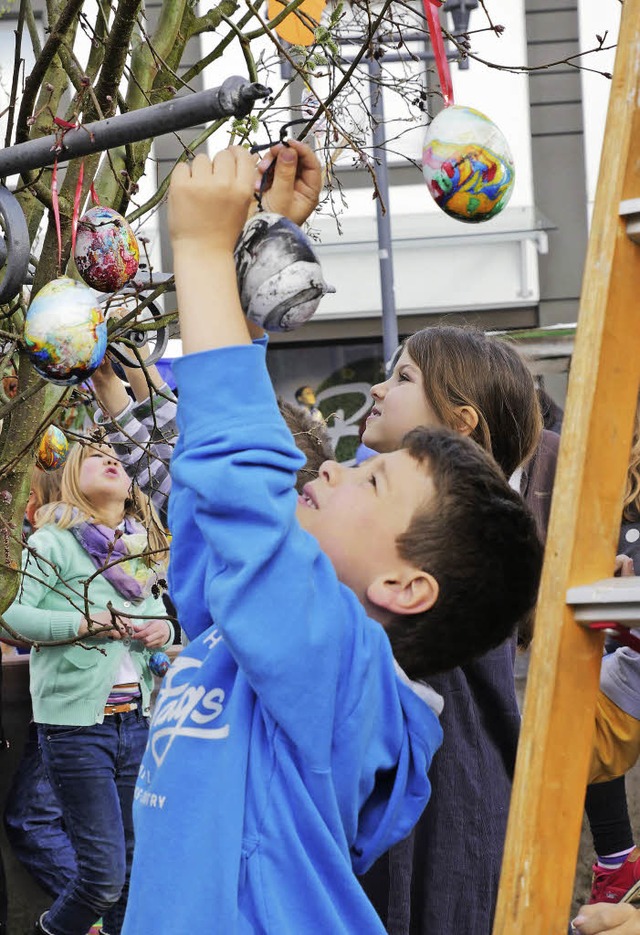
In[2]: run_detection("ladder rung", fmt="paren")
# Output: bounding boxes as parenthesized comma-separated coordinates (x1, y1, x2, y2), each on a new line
(619, 198, 640, 244)
(567, 577, 640, 625)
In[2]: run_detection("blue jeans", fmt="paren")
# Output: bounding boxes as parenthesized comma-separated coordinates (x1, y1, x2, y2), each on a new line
(4, 722, 76, 897)
(37, 705, 149, 935)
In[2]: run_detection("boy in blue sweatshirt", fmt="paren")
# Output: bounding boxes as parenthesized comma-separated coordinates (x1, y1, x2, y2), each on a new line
(122, 147, 542, 935)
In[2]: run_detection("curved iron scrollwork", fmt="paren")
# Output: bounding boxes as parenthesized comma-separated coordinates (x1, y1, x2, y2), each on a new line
(0, 187, 30, 306)
(106, 296, 169, 369)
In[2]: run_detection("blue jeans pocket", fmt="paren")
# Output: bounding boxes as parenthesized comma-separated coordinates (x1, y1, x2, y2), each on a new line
(41, 724, 88, 741)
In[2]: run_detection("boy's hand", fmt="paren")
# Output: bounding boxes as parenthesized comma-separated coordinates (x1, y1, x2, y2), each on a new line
(572, 903, 640, 934)
(169, 147, 258, 253)
(254, 140, 322, 226)
(170, 147, 253, 353)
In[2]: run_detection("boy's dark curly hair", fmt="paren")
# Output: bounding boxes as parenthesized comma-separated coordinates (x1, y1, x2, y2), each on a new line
(386, 427, 543, 680)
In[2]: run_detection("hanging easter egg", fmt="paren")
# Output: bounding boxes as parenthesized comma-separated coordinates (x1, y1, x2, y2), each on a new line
(234, 213, 335, 332)
(149, 651, 171, 678)
(37, 425, 69, 472)
(422, 106, 515, 223)
(24, 277, 107, 385)
(74, 206, 139, 292)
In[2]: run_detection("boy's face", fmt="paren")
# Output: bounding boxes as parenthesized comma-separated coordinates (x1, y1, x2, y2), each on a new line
(296, 450, 435, 604)
(363, 348, 441, 453)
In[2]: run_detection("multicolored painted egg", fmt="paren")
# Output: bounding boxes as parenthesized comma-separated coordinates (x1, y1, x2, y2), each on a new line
(422, 105, 515, 223)
(24, 277, 107, 385)
(37, 425, 69, 472)
(149, 651, 170, 677)
(74, 206, 139, 292)
(234, 213, 335, 332)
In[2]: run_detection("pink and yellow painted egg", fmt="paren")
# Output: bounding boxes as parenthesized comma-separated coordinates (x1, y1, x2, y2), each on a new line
(74, 206, 139, 292)
(422, 105, 515, 223)
(24, 277, 108, 385)
(37, 425, 69, 472)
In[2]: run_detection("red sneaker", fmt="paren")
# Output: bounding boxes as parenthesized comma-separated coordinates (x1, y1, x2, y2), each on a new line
(590, 847, 640, 904)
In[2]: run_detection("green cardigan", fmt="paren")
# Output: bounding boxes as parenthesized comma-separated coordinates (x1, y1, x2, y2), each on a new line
(2, 524, 172, 726)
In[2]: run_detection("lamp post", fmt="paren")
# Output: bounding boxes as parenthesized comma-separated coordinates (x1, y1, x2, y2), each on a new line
(348, 0, 479, 366)
(446, 0, 479, 70)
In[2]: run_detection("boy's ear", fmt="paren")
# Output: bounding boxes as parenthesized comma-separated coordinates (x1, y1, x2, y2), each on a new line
(453, 405, 479, 437)
(367, 568, 439, 617)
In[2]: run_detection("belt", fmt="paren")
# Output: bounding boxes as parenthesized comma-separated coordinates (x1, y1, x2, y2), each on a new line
(104, 701, 139, 716)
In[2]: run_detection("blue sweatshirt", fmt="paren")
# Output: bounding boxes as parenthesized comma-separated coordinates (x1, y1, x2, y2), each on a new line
(123, 344, 443, 935)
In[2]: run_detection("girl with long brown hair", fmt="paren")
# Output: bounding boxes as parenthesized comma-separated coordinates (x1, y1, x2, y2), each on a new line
(361, 324, 542, 935)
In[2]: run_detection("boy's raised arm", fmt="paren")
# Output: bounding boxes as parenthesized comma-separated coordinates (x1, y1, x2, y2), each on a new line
(168, 148, 257, 354)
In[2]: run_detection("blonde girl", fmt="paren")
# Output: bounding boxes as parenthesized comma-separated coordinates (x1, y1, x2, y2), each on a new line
(2, 441, 171, 935)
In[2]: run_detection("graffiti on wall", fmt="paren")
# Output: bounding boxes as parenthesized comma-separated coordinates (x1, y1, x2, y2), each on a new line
(314, 357, 385, 463)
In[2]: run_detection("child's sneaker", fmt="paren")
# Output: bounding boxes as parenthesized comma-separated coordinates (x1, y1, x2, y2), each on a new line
(590, 847, 640, 904)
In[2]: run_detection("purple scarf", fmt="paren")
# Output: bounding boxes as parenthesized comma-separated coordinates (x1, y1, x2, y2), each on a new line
(68, 515, 154, 604)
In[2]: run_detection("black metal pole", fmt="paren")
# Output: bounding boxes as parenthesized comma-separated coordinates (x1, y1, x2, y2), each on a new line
(368, 55, 399, 367)
(0, 76, 270, 177)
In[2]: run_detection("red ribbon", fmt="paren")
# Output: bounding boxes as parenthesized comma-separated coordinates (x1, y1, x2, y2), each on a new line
(51, 159, 62, 272)
(587, 621, 640, 654)
(52, 158, 99, 271)
(422, 0, 454, 107)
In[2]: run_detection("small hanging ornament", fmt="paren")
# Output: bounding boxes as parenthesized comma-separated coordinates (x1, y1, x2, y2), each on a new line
(24, 277, 107, 385)
(234, 213, 335, 332)
(37, 425, 69, 472)
(418, 1, 515, 223)
(422, 106, 515, 223)
(148, 651, 171, 678)
(74, 206, 139, 292)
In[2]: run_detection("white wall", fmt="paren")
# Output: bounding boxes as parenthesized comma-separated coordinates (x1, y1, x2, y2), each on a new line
(578, 1, 621, 224)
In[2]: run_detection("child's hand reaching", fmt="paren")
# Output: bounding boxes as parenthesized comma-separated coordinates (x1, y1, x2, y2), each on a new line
(254, 140, 322, 226)
(91, 355, 130, 419)
(169, 147, 258, 254)
(169, 147, 258, 355)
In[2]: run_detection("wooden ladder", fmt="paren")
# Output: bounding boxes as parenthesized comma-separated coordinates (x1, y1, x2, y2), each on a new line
(492, 0, 640, 931)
